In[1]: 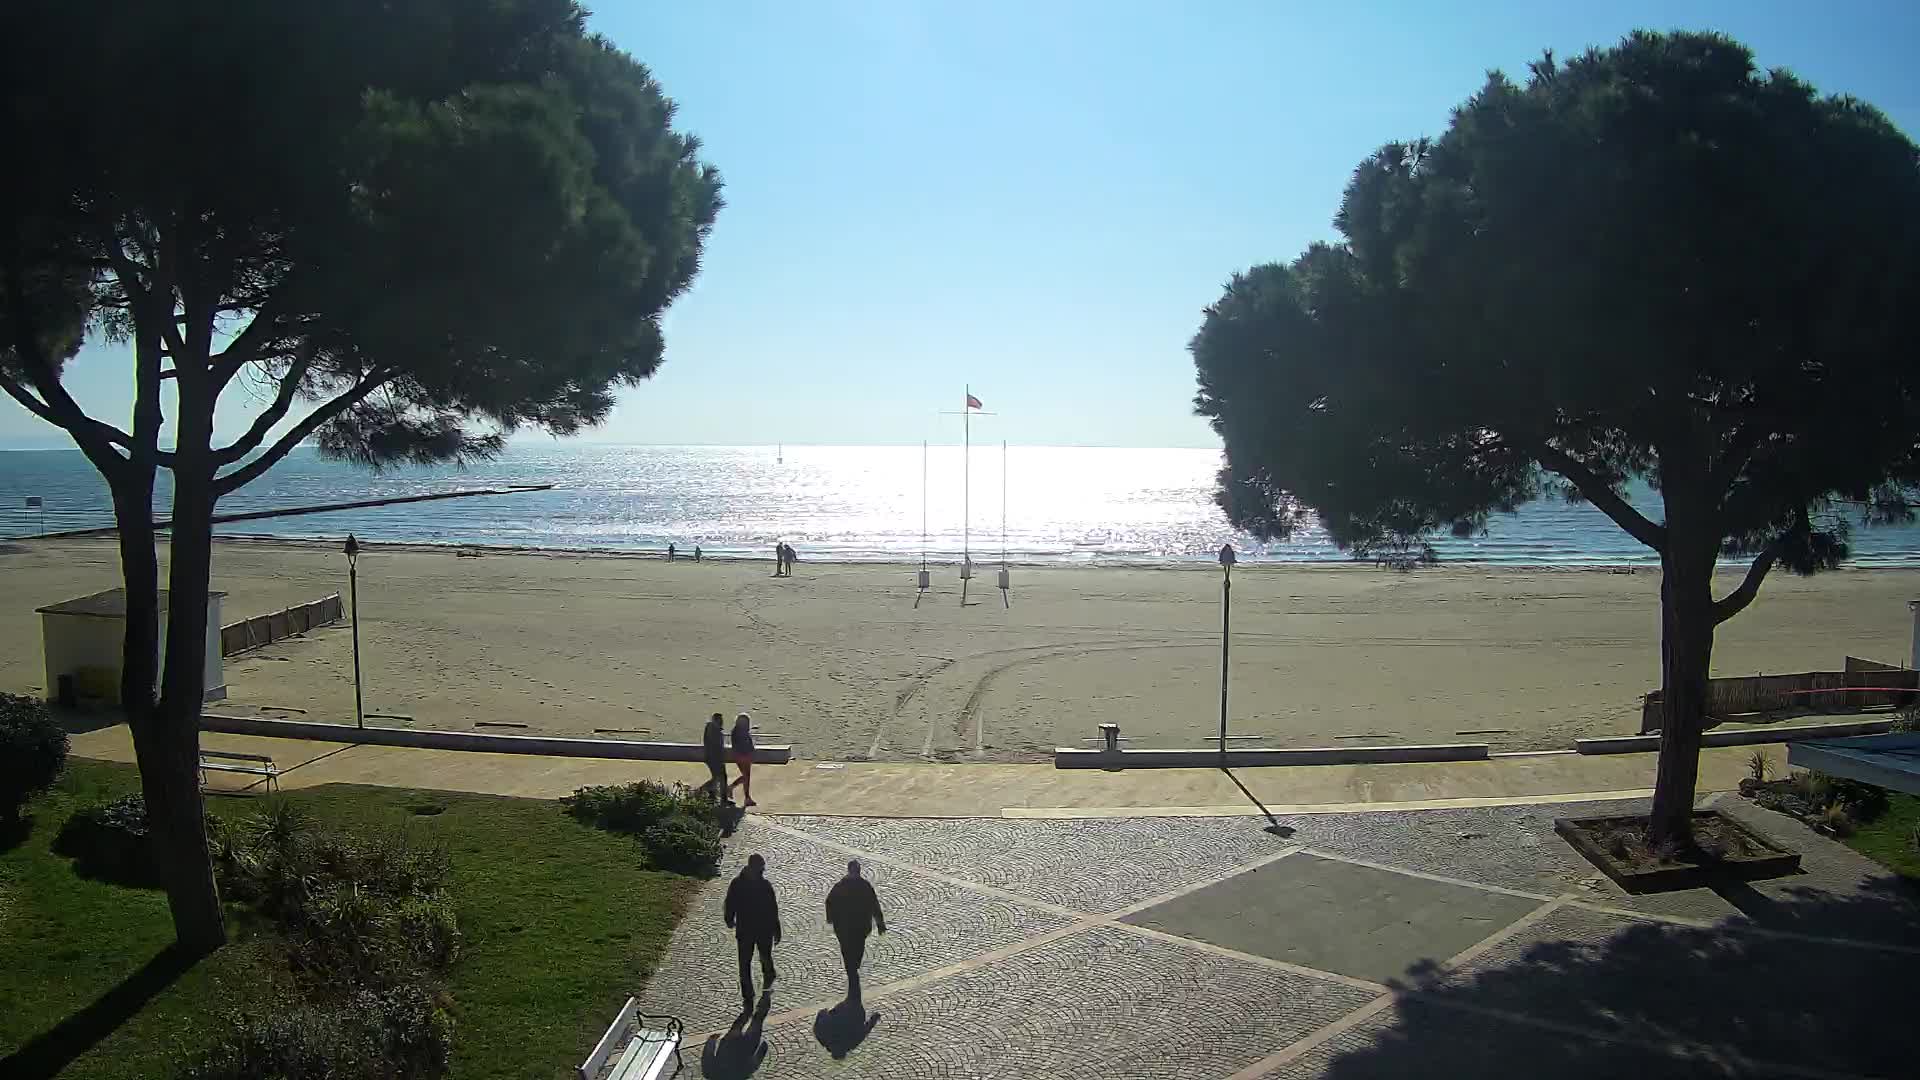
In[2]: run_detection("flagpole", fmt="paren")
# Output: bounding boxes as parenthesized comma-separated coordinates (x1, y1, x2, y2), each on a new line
(963, 384, 971, 573)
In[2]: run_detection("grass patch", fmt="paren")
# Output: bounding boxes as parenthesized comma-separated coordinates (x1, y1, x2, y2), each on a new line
(1844, 791, 1920, 883)
(1, 760, 696, 1079)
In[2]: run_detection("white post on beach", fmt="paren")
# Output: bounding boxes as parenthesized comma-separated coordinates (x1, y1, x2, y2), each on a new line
(998, 440, 1011, 608)
(915, 441, 931, 608)
(1218, 543, 1236, 770)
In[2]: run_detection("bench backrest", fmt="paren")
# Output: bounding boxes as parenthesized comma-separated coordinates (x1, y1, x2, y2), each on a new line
(200, 750, 275, 766)
(579, 996, 639, 1080)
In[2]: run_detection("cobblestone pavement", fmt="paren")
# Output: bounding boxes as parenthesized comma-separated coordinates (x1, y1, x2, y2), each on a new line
(633, 795, 1919, 1079)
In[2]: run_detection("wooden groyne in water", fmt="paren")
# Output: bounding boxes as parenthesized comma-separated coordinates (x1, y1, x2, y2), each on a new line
(27, 484, 555, 538)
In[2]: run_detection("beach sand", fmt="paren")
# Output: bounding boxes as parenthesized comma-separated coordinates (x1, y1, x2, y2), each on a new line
(2, 537, 1915, 760)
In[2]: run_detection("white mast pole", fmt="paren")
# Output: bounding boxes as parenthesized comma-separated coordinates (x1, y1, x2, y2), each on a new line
(963, 384, 971, 572)
(1001, 440, 1007, 565)
(921, 439, 928, 572)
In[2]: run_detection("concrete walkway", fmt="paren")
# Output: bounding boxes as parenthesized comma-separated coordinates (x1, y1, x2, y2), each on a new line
(71, 723, 1772, 817)
(642, 797, 1919, 1079)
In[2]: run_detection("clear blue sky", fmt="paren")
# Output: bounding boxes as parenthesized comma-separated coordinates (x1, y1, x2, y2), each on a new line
(4, 0, 1916, 449)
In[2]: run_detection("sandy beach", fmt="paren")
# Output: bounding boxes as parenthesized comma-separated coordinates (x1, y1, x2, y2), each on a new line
(2, 536, 1915, 760)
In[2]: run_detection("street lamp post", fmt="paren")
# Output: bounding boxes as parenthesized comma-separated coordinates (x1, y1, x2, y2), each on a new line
(344, 534, 364, 730)
(1218, 543, 1236, 770)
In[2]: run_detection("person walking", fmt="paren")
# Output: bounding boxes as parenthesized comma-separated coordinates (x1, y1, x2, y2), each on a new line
(825, 860, 886, 1002)
(723, 853, 781, 1010)
(782, 543, 798, 576)
(702, 712, 731, 804)
(726, 712, 758, 806)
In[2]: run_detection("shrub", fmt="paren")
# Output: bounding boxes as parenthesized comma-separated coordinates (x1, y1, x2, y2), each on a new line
(54, 793, 159, 885)
(643, 812, 723, 876)
(1827, 777, 1890, 822)
(1746, 750, 1770, 783)
(178, 985, 451, 1080)
(0, 692, 68, 823)
(562, 781, 680, 832)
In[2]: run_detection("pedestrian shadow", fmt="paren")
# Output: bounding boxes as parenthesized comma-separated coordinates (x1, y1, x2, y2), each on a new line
(1316, 876, 1920, 1078)
(700, 993, 771, 1078)
(0, 944, 199, 1080)
(813, 999, 880, 1059)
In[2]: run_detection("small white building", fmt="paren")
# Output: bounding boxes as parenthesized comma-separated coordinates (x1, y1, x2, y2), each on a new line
(36, 589, 226, 705)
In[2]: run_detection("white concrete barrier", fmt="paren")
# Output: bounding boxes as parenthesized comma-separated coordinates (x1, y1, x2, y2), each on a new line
(200, 713, 792, 763)
(1053, 743, 1489, 769)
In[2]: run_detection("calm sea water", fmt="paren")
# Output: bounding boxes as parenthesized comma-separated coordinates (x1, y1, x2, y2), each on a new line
(3, 443, 1919, 566)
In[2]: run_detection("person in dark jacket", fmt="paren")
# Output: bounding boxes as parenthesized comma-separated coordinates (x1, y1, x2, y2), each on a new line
(824, 860, 886, 1001)
(702, 712, 730, 804)
(726, 712, 758, 807)
(723, 853, 781, 1008)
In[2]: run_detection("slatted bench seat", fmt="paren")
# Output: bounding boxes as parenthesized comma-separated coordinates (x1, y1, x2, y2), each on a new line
(578, 996, 682, 1080)
(198, 749, 279, 793)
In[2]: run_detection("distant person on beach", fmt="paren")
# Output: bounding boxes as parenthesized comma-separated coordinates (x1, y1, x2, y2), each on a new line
(723, 853, 781, 1010)
(694, 545, 702, 562)
(702, 712, 731, 804)
(772, 542, 785, 577)
(727, 712, 758, 806)
(668, 543, 677, 561)
(784, 543, 798, 575)
(825, 860, 886, 1002)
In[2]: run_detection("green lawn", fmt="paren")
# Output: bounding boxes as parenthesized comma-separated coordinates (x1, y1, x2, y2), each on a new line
(0, 760, 696, 1080)
(1845, 791, 1920, 883)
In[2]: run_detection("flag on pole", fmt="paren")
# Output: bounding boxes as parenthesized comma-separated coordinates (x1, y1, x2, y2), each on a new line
(24, 496, 42, 509)
(966, 393, 983, 410)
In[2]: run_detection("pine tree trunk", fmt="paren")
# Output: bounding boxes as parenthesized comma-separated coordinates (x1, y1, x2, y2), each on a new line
(111, 470, 224, 951)
(150, 429, 227, 952)
(1647, 543, 1716, 849)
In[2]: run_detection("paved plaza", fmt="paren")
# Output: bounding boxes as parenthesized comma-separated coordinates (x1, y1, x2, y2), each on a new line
(639, 796, 1920, 1079)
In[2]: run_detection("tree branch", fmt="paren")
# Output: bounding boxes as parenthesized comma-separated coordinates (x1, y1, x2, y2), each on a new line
(1528, 440, 1668, 551)
(1710, 423, 1762, 498)
(213, 370, 393, 495)
(212, 345, 313, 465)
(1713, 544, 1778, 625)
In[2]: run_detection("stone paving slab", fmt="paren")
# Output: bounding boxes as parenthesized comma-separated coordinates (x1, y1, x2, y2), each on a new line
(1435, 902, 1914, 1078)
(697, 925, 1381, 1080)
(1122, 852, 1543, 984)
(777, 815, 1294, 913)
(641, 820, 1076, 1034)
(1256, 996, 1735, 1080)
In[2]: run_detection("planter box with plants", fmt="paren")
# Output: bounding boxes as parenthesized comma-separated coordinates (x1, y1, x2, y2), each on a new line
(1555, 811, 1801, 893)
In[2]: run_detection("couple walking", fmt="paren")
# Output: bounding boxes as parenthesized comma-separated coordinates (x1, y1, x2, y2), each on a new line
(724, 855, 886, 1010)
(772, 541, 798, 577)
(703, 712, 758, 807)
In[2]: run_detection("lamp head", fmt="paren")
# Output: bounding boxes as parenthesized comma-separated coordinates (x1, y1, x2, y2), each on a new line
(1218, 543, 1236, 567)
(343, 534, 360, 560)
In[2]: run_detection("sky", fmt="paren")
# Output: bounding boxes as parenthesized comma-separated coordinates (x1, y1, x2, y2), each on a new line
(4, 0, 1918, 450)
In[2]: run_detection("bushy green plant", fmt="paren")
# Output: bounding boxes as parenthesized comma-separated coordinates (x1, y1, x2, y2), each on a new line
(0, 692, 68, 824)
(563, 781, 724, 874)
(1747, 750, 1770, 783)
(643, 813, 723, 876)
(1827, 777, 1890, 822)
(562, 781, 681, 832)
(178, 985, 451, 1080)
(54, 793, 158, 885)
(1818, 802, 1856, 837)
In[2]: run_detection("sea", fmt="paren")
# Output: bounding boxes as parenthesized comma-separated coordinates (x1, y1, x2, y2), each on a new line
(4, 443, 1920, 567)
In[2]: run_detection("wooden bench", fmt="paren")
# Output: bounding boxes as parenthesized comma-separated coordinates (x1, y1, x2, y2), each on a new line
(578, 996, 681, 1080)
(198, 749, 279, 793)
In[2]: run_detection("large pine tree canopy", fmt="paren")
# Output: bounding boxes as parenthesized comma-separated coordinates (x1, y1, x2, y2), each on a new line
(1192, 31, 1920, 575)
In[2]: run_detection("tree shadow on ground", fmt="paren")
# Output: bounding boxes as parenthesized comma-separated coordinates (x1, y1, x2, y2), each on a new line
(0, 944, 200, 1080)
(700, 992, 772, 1078)
(813, 999, 879, 1059)
(1319, 876, 1920, 1079)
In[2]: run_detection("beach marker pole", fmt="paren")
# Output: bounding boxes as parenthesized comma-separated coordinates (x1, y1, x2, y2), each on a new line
(916, 441, 931, 608)
(999, 440, 1011, 608)
(941, 391, 993, 607)
(1218, 543, 1236, 770)
(344, 533, 364, 730)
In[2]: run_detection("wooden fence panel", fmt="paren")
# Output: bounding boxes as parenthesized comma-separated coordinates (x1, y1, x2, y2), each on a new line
(219, 593, 345, 657)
